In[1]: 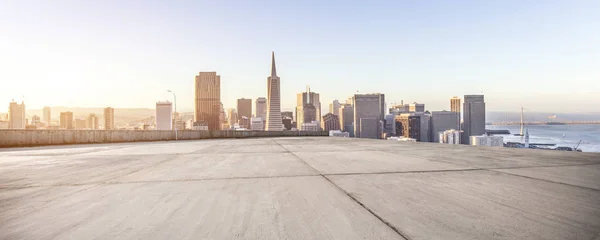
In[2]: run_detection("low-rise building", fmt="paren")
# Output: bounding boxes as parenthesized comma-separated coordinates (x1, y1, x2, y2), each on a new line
(439, 129, 461, 144)
(250, 117, 264, 131)
(471, 135, 504, 147)
(301, 121, 319, 131)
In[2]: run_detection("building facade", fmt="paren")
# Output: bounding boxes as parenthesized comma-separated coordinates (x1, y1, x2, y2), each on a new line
(237, 98, 252, 121)
(408, 103, 425, 113)
(43, 106, 51, 125)
(281, 111, 293, 120)
(430, 111, 460, 143)
(394, 113, 431, 142)
(255, 97, 267, 120)
(156, 101, 173, 130)
(74, 118, 86, 129)
(60, 112, 74, 129)
(439, 129, 461, 144)
(265, 52, 283, 131)
(329, 100, 341, 116)
(451, 96, 461, 114)
(104, 107, 115, 130)
(462, 95, 486, 144)
(250, 117, 264, 131)
(471, 135, 503, 147)
(87, 114, 99, 130)
(239, 116, 250, 129)
(339, 104, 354, 136)
(226, 108, 238, 127)
(301, 121, 319, 131)
(8, 101, 26, 129)
(353, 94, 385, 139)
(296, 88, 321, 128)
(296, 103, 317, 128)
(282, 118, 293, 130)
(195, 72, 221, 130)
(322, 113, 340, 131)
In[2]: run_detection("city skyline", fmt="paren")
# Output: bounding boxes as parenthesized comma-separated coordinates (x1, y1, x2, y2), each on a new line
(1, 1, 599, 113)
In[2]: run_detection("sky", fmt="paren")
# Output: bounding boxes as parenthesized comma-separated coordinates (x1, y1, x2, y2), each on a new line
(1, 0, 599, 113)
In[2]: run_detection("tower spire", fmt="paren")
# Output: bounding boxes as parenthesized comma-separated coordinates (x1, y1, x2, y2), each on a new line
(271, 51, 277, 77)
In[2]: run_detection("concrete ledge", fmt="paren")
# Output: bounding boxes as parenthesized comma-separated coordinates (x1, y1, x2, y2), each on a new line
(0, 130, 329, 148)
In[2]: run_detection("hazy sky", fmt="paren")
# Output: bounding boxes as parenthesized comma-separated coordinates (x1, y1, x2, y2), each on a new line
(1, 0, 599, 113)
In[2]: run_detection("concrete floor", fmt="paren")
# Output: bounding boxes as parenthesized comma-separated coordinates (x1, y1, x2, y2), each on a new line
(1, 137, 600, 240)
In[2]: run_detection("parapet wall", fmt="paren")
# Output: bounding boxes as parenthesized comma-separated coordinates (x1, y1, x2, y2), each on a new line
(0, 130, 328, 148)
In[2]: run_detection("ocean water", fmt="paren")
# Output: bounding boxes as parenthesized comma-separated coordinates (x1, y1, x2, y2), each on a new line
(487, 124, 600, 153)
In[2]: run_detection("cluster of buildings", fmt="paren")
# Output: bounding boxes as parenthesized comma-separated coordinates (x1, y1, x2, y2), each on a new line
(3, 51, 500, 147)
(0, 102, 116, 130)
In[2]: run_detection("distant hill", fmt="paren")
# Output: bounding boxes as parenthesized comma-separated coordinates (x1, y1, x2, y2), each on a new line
(13, 107, 194, 127)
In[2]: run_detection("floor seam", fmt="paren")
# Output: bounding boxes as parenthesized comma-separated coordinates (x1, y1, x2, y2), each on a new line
(272, 139, 411, 240)
(486, 169, 600, 192)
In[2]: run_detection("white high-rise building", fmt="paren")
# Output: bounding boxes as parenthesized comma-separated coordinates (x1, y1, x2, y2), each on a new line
(8, 101, 26, 129)
(156, 101, 173, 130)
(255, 97, 267, 120)
(329, 100, 341, 115)
(265, 52, 283, 131)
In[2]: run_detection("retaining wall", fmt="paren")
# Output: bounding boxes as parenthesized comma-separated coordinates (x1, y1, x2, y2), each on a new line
(0, 130, 328, 148)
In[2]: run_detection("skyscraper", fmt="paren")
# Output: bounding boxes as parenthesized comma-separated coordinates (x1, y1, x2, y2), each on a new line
(226, 108, 238, 127)
(156, 101, 173, 130)
(296, 87, 321, 127)
(339, 104, 354, 136)
(329, 100, 341, 116)
(237, 98, 252, 121)
(43, 106, 51, 125)
(353, 93, 385, 139)
(296, 103, 317, 129)
(219, 103, 226, 130)
(255, 97, 267, 120)
(104, 107, 115, 130)
(195, 72, 221, 130)
(451, 96, 461, 128)
(451, 96, 461, 113)
(60, 112, 74, 129)
(265, 52, 283, 131)
(8, 101, 26, 129)
(87, 114, 99, 130)
(462, 95, 486, 144)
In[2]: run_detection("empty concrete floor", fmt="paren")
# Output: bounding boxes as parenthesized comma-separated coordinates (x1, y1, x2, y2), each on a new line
(1, 137, 600, 240)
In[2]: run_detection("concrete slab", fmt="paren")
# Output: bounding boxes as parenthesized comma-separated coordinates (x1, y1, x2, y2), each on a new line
(114, 152, 319, 182)
(1, 137, 599, 240)
(76, 140, 221, 156)
(199, 142, 288, 154)
(0, 186, 92, 226)
(495, 164, 600, 190)
(0, 154, 174, 187)
(0, 177, 404, 240)
(279, 143, 373, 152)
(329, 170, 600, 240)
(296, 150, 472, 174)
